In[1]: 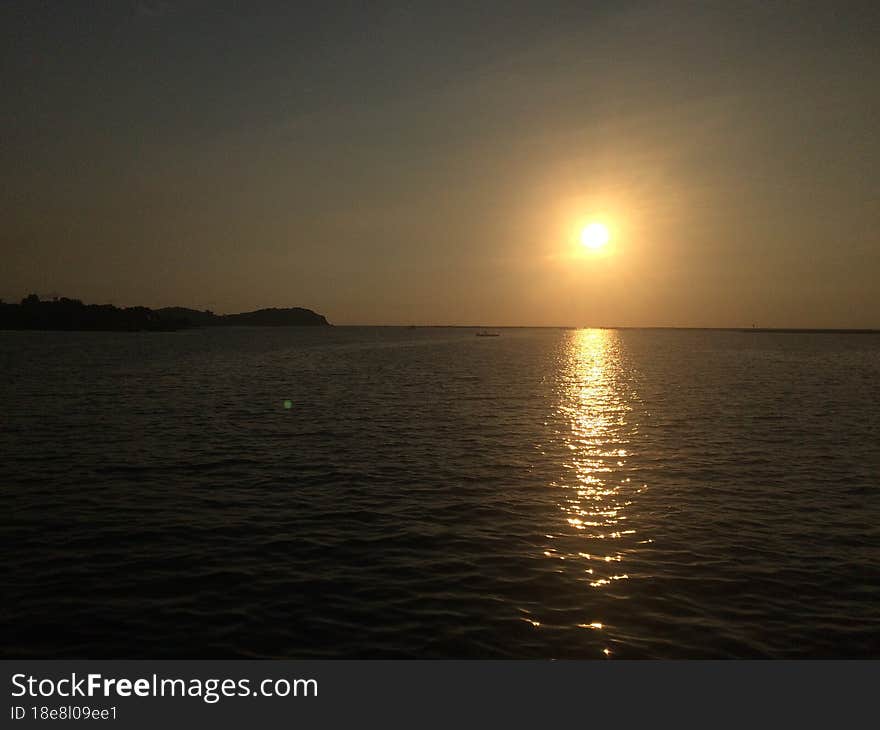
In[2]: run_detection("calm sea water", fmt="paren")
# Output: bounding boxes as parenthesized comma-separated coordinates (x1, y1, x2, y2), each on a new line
(2, 327, 878, 658)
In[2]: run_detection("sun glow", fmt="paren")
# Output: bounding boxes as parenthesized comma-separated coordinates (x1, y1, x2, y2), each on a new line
(581, 222, 610, 250)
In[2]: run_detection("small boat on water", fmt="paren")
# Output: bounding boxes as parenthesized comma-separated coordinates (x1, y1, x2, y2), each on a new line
(476, 330, 500, 337)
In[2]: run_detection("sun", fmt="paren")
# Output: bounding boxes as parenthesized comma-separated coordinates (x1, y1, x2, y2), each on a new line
(581, 222, 610, 250)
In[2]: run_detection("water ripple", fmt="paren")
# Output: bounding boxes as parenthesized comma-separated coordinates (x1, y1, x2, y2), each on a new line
(2, 327, 879, 657)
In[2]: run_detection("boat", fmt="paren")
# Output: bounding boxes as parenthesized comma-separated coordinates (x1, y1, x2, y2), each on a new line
(476, 330, 500, 337)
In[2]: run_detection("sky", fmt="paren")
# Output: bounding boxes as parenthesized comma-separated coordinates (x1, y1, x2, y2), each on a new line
(2, 0, 878, 327)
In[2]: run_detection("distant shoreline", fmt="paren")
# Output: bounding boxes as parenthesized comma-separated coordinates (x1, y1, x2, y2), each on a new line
(0, 296, 330, 332)
(1, 297, 875, 334)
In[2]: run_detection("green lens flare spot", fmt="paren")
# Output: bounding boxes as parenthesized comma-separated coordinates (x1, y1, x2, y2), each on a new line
(283, 399, 293, 409)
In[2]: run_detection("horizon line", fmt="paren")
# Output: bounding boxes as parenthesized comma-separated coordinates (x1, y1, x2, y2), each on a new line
(4, 296, 877, 332)
(332, 324, 880, 333)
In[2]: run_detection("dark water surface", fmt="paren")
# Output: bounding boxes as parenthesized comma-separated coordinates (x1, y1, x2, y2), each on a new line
(3, 327, 879, 658)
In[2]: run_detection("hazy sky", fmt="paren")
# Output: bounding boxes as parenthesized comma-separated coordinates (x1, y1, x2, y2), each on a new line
(2, 1, 878, 326)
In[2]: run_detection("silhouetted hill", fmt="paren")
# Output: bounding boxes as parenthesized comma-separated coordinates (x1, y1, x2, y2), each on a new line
(0, 296, 330, 331)
(0, 295, 187, 331)
(222, 307, 329, 326)
(157, 306, 329, 327)
(156, 307, 219, 327)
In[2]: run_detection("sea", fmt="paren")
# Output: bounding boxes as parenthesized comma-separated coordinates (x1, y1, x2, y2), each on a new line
(2, 326, 878, 658)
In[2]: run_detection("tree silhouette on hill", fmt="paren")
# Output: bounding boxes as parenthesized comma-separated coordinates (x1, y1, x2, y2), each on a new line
(0, 295, 330, 331)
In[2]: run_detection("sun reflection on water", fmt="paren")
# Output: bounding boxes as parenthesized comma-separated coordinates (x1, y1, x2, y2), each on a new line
(556, 329, 634, 550)
(542, 328, 644, 654)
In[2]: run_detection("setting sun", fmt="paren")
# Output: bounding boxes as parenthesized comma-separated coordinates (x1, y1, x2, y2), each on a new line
(581, 222, 610, 250)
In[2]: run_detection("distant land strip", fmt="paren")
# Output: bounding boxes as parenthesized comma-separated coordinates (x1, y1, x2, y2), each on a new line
(0, 295, 330, 331)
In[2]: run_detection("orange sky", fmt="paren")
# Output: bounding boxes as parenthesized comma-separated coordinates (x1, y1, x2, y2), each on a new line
(2, 2, 878, 327)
